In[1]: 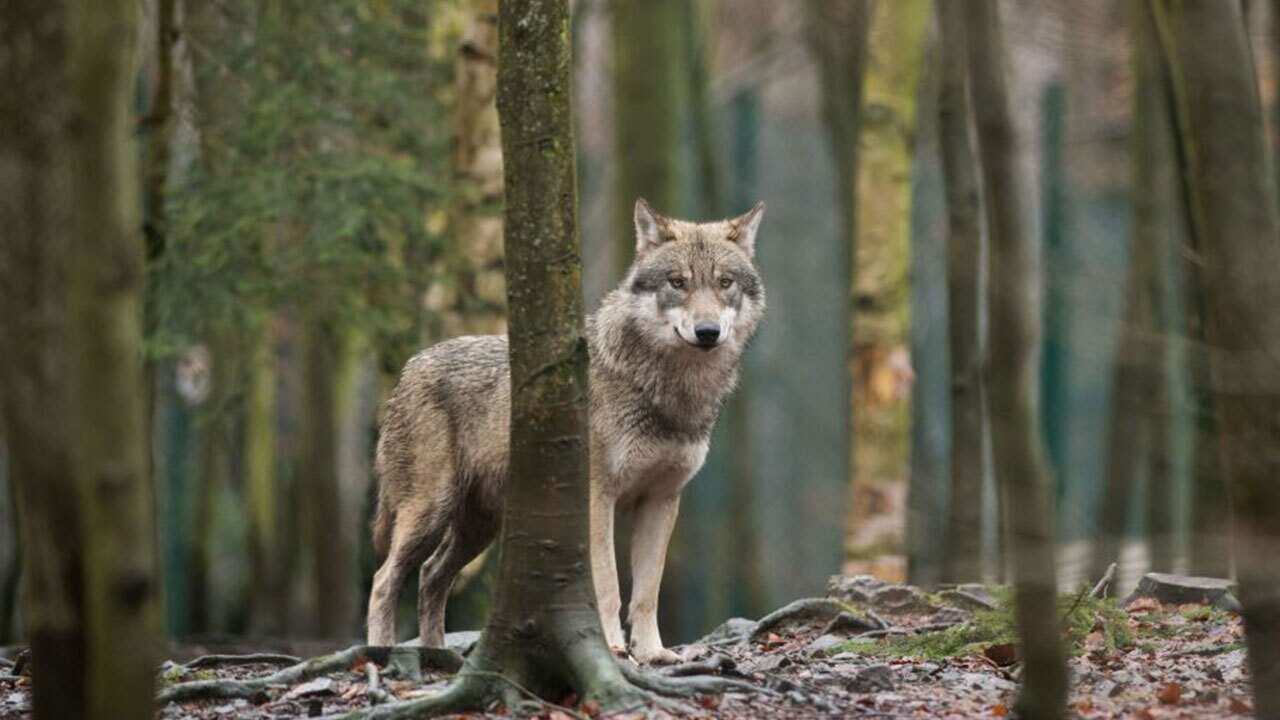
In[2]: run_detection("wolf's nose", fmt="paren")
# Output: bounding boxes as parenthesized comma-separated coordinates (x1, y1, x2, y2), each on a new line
(694, 321, 721, 346)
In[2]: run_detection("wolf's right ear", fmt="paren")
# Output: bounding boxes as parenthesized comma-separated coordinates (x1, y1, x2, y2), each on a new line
(727, 201, 766, 258)
(634, 198, 671, 256)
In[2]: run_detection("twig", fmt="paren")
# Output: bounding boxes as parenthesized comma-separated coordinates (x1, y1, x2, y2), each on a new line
(1090, 562, 1118, 599)
(184, 653, 302, 670)
(365, 662, 395, 706)
(661, 653, 738, 678)
(1063, 562, 1118, 622)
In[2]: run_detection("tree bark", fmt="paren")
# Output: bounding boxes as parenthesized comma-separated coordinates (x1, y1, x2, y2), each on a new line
(1151, 1, 1280, 713)
(805, 0, 870, 580)
(0, 2, 86, 716)
(611, 0, 683, 278)
(301, 317, 355, 638)
(429, 0, 507, 339)
(68, 0, 163, 709)
(964, 1, 1067, 717)
(1092, 0, 1178, 582)
(936, 0, 987, 586)
(445, 0, 638, 706)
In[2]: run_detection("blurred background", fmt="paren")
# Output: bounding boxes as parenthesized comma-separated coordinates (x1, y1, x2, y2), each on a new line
(0, 0, 1262, 647)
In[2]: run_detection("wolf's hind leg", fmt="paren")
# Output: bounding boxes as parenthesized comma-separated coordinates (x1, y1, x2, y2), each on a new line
(367, 517, 443, 646)
(417, 520, 494, 648)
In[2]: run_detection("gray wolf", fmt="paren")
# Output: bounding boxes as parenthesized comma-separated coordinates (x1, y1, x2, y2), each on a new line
(365, 199, 766, 664)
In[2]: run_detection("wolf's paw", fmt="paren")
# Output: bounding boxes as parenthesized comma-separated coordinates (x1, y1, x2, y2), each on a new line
(630, 645, 683, 665)
(609, 643, 629, 658)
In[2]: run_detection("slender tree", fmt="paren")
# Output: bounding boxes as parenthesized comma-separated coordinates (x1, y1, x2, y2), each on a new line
(611, 0, 683, 277)
(1091, 0, 1178, 582)
(805, 0, 871, 579)
(1150, 1, 1280, 713)
(964, 1, 1067, 717)
(69, 0, 163, 713)
(334, 3, 746, 713)
(937, 0, 987, 585)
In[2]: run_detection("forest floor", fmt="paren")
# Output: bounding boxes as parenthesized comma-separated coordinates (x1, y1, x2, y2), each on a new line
(0, 574, 1255, 719)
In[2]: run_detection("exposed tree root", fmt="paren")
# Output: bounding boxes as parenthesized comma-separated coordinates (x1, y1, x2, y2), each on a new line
(750, 598, 850, 640)
(156, 645, 463, 706)
(618, 658, 767, 698)
(183, 652, 302, 670)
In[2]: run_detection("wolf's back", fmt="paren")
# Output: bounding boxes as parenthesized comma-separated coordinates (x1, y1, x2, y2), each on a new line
(371, 335, 512, 560)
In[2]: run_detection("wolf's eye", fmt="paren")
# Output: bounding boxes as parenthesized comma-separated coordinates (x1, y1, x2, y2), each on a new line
(669, 277, 686, 290)
(719, 276, 734, 289)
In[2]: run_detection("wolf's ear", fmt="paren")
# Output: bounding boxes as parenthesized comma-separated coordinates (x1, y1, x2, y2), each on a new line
(727, 201, 766, 257)
(634, 198, 671, 256)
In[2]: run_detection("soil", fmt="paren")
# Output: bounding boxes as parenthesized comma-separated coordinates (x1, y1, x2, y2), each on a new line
(0, 576, 1256, 719)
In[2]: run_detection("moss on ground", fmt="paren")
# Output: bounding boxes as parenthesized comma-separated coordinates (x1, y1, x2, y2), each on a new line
(831, 586, 1134, 661)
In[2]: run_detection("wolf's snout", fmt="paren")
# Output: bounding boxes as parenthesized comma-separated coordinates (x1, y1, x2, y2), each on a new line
(693, 321, 721, 347)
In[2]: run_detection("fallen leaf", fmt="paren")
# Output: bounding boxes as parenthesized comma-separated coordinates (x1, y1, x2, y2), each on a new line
(983, 643, 1018, 667)
(548, 711, 577, 720)
(1156, 682, 1182, 705)
(696, 694, 721, 710)
(580, 699, 601, 717)
(1229, 697, 1252, 714)
(990, 702, 1009, 716)
(1134, 709, 1156, 720)
(1127, 597, 1161, 614)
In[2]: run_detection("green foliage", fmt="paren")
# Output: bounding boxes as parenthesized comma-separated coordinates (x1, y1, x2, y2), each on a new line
(149, 0, 452, 358)
(833, 587, 1133, 661)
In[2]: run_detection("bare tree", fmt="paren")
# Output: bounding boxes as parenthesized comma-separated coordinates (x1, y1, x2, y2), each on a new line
(937, 0, 987, 586)
(1150, 0, 1280, 713)
(964, 0, 1066, 717)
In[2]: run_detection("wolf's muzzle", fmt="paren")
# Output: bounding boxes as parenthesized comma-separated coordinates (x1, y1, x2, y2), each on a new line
(693, 321, 721, 348)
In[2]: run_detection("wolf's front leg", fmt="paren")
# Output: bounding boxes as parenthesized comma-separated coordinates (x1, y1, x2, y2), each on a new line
(589, 487, 626, 653)
(627, 493, 683, 664)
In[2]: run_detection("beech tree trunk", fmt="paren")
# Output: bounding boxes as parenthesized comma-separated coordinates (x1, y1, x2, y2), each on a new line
(937, 0, 987, 586)
(805, 0, 870, 578)
(963, 1, 1066, 717)
(1151, 1, 1280, 713)
(68, 0, 163, 713)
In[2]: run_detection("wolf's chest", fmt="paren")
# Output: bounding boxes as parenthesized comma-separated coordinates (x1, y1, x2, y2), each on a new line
(604, 435, 709, 500)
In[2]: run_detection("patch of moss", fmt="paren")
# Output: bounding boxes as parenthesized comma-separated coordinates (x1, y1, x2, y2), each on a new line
(830, 586, 1133, 660)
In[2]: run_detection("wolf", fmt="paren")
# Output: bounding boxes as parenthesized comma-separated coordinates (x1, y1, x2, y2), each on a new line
(365, 198, 766, 664)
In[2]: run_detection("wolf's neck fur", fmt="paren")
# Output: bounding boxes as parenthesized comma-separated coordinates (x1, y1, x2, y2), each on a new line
(587, 290, 743, 444)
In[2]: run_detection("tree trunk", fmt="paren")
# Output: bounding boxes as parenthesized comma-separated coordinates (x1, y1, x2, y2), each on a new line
(245, 326, 283, 634)
(0, 446, 19, 643)
(844, 0, 928, 575)
(456, 0, 639, 706)
(68, 0, 163, 708)
(937, 0, 987, 586)
(428, 0, 508, 339)
(805, 0, 871, 580)
(1152, 1, 1280, 712)
(1092, 0, 1178, 582)
(300, 317, 354, 638)
(611, 0, 683, 278)
(964, 1, 1067, 717)
(0, 2, 87, 716)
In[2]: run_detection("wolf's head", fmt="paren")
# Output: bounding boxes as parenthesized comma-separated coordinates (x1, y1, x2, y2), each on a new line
(614, 198, 767, 355)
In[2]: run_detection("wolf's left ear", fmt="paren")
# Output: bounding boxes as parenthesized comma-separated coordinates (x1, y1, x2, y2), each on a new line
(727, 201, 766, 257)
(634, 198, 671, 256)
